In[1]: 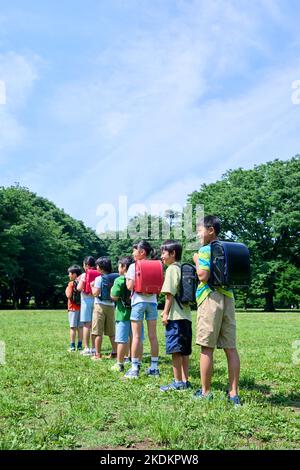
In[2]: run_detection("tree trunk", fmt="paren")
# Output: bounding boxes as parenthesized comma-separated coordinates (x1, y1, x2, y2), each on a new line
(264, 291, 275, 312)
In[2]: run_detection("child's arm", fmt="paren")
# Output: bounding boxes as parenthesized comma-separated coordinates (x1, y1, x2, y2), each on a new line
(126, 279, 134, 291)
(65, 283, 73, 299)
(76, 274, 85, 292)
(91, 285, 100, 297)
(193, 253, 210, 282)
(162, 293, 173, 326)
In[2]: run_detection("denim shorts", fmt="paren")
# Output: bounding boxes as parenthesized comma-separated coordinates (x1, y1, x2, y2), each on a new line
(130, 302, 158, 321)
(115, 320, 145, 343)
(165, 320, 192, 356)
(68, 311, 84, 328)
(80, 295, 94, 323)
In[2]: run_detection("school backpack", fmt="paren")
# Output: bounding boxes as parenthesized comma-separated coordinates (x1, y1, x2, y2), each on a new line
(134, 260, 164, 294)
(71, 279, 81, 306)
(210, 240, 250, 288)
(120, 277, 132, 309)
(83, 269, 99, 295)
(174, 263, 198, 309)
(99, 273, 119, 301)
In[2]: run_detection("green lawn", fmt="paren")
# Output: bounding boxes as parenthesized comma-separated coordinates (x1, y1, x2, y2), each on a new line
(0, 310, 299, 450)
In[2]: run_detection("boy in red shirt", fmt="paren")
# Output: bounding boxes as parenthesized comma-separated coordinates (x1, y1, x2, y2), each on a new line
(65, 265, 83, 351)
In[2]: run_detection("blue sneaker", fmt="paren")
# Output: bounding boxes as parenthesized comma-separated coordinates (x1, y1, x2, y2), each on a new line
(124, 368, 139, 379)
(160, 381, 185, 392)
(146, 367, 160, 377)
(183, 381, 192, 389)
(193, 389, 213, 400)
(228, 394, 241, 407)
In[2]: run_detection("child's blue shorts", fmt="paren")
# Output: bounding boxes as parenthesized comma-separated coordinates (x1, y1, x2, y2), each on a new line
(165, 319, 192, 356)
(68, 310, 84, 328)
(80, 295, 95, 323)
(115, 320, 145, 343)
(130, 302, 158, 321)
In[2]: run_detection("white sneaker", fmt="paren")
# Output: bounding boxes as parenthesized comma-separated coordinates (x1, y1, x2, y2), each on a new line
(90, 348, 96, 356)
(80, 348, 92, 356)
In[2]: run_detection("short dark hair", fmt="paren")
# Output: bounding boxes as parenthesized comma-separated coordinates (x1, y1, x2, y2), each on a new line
(160, 240, 182, 261)
(68, 265, 82, 276)
(95, 256, 112, 273)
(198, 215, 221, 235)
(83, 256, 95, 268)
(118, 256, 134, 271)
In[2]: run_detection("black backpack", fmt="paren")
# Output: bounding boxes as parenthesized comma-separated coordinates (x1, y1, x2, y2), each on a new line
(174, 263, 198, 309)
(71, 279, 81, 306)
(120, 278, 132, 309)
(210, 240, 250, 288)
(100, 273, 120, 301)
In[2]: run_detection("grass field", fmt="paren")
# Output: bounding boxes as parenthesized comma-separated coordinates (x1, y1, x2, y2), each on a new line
(0, 310, 299, 450)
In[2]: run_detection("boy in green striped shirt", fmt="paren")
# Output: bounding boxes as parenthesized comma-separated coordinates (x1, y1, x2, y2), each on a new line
(193, 215, 241, 406)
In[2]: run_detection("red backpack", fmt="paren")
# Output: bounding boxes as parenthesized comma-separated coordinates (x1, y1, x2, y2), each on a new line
(84, 269, 99, 295)
(134, 260, 163, 294)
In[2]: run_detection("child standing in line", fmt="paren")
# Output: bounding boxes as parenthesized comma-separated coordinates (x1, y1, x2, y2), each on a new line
(110, 256, 144, 372)
(91, 257, 117, 360)
(160, 240, 192, 391)
(65, 265, 83, 352)
(77, 256, 97, 356)
(125, 240, 160, 379)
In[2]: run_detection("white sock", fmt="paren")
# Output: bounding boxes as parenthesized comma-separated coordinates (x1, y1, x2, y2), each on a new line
(132, 359, 139, 371)
(151, 357, 159, 369)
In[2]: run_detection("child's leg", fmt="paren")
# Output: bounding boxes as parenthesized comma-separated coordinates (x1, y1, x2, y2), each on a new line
(181, 355, 189, 383)
(83, 322, 91, 349)
(131, 320, 143, 366)
(147, 319, 159, 358)
(172, 353, 183, 382)
(224, 348, 240, 397)
(109, 336, 117, 355)
(78, 326, 83, 344)
(200, 346, 214, 394)
(117, 343, 128, 363)
(70, 327, 76, 345)
(94, 334, 103, 356)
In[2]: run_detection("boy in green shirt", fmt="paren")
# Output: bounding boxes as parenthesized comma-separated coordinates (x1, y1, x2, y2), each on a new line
(160, 240, 192, 391)
(110, 256, 144, 372)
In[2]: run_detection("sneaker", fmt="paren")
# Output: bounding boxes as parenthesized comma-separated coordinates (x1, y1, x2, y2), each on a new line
(228, 394, 241, 407)
(111, 363, 124, 372)
(193, 389, 213, 400)
(124, 357, 131, 364)
(146, 367, 160, 377)
(160, 381, 185, 392)
(124, 368, 139, 379)
(68, 346, 76, 352)
(183, 381, 192, 389)
(90, 348, 97, 356)
(77, 345, 83, 352)
(80, 348, 92, 356)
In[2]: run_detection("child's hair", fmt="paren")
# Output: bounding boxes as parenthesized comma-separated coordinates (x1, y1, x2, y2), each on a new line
(197, 215, 221, 235)
(83, 256, 96, 268)
(134, 240, 158, 259)
(68, 265, 82, 276)
(160, 240, 182, 261)
(118, 256, 134, 271)
(95, 256, 112, 273)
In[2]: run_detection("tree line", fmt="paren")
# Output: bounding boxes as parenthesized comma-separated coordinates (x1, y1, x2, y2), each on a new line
(0, 156, 299, 310)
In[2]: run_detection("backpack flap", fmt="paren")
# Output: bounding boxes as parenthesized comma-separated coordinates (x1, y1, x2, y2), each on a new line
(100, 273, 119, 301)
(210, 240, 250, 288)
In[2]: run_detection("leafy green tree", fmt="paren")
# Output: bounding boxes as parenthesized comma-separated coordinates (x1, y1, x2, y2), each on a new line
(187, 156, 300, 311)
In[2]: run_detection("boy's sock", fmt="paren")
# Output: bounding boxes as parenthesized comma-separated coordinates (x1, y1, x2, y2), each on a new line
(131, 358, 139, 372)
(77, 341, 82, 348)
(70, 342, 75, 349)
(150, 357, 159, 370)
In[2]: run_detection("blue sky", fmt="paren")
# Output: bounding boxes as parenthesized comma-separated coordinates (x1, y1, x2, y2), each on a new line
(1, 0, 300, 232)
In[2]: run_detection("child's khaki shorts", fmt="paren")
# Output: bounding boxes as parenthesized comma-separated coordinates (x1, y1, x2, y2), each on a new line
(196, 290, 236, 349)
(92, 303, 115, 337)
